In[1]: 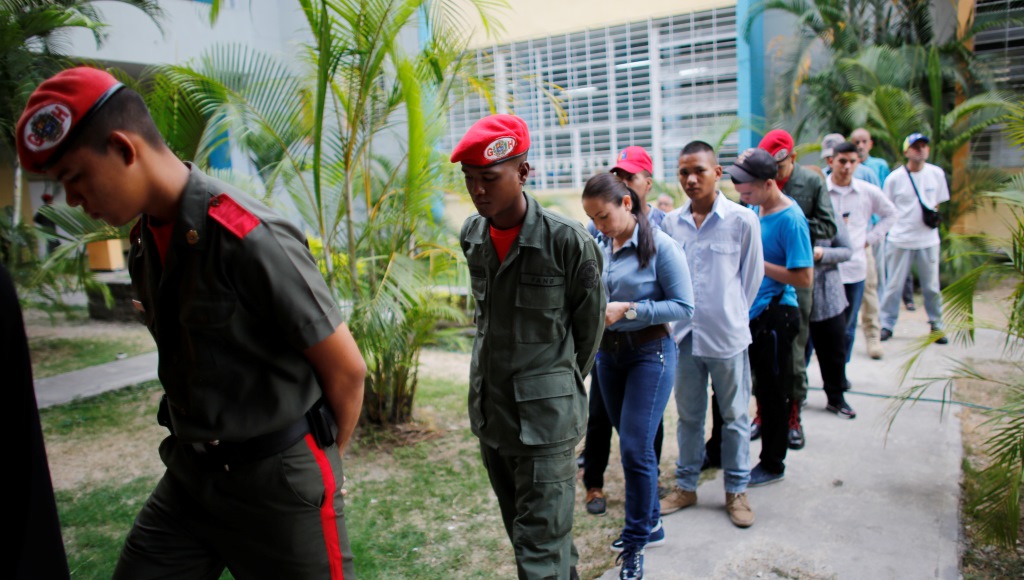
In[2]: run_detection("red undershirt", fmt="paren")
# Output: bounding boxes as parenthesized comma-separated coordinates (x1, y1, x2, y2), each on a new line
(148, 219, 175, 266)
(489, 223, 522, 262)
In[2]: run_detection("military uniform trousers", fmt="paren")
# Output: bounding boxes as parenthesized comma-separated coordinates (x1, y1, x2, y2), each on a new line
(788, 285, 813, 403)
(480, 443, 579, 579)
(114, 433, 354, 579)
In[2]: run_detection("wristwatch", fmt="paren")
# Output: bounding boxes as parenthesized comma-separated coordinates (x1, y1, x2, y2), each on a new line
(624, 302, 637, 320)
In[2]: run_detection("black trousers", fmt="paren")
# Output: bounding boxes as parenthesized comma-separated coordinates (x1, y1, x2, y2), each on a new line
(749, 302, 800, 475)
(808, 313, 848, 400)
(582, 367, 663, 489)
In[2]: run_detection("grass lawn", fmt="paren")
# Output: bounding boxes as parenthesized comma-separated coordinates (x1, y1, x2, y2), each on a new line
(29, 336, 155, 379)
(42, 368, 632, 579)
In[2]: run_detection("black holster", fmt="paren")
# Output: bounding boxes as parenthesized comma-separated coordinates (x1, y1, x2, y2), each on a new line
(306, 398, 338, 449)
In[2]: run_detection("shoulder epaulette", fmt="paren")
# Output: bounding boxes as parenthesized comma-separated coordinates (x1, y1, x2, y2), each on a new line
(208, 193, 260, 239)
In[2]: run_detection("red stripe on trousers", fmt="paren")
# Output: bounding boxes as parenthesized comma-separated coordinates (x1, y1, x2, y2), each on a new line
(305, 434, 344, 579)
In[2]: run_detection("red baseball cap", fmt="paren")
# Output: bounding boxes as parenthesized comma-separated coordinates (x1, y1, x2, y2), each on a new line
(758, 129, 795, 162)
(450, 114, 530, 167)
(611, 146, 653, 175)
(16, 67, 125, 173)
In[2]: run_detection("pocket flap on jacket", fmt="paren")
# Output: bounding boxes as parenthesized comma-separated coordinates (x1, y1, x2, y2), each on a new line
(513, 371, 575, 402)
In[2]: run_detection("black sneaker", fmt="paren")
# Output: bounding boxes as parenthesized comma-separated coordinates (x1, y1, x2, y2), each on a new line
(616, 546, 645, 580)
(931, 324, 948, 345)
(585, 488, 606, 516)
(748, 463, 785, 487)
(826, 399, 857, 419)
(905, 301, 916, 311)
(576, 454, 585, 469)
(880, 328, 893, 342)
(787, 402, 805, 450)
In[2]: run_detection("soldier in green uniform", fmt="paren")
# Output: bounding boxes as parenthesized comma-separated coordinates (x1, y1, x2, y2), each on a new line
(17, 67, 366, 579)
(452, 114, 606, 579)
(756, 130, 837, 451)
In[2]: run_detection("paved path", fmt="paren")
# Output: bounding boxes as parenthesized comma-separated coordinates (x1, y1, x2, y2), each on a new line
(35, 351, 158, 409)
(33, 308, 1012, 578)
(598, 313, 1013, 580)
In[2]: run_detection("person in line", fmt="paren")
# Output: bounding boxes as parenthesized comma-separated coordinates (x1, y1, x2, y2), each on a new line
(849, 127, 891, 360)
(5, 262, 71, 580)
(582, 172, 693, 580)
(727, 148, 813, 486)
(656, 194, 675, 213)
(879, 133, 949, 345)
(659, 141, 763, 528)
(454, 114, 606, 580)
(581, 146, 666, 517)
(820, 133, 880, 187)
(806, 193, 855, 418)
(755, 129, 836, 450)
(824, 141, 896, 367)
(18, 67, 366, 579)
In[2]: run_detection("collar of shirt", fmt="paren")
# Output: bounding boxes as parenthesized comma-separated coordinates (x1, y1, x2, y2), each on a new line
(826, 174, 868, 195)
(679, 190, 728, 227)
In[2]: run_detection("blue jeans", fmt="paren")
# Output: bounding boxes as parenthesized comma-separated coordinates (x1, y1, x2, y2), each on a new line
(673, 334, 751, 493)
(881, 244, 943, 331)
(597, 335, 676, 550)
(843, 281, 865, 362)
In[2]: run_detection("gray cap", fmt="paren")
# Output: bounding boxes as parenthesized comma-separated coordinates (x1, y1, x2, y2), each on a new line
(726, 148, 778, 184)
(821, 133, 845, 159)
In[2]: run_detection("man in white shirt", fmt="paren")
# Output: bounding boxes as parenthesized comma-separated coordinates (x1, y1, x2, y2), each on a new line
(824, 141, 896, 361)
(659, 141, 764, 528)
(879, 133, 950, 344)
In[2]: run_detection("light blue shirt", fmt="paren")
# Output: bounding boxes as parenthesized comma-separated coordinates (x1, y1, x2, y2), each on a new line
(597, 225, 694, 332)
(863, 155, 890, 185)
(661, 192, 764, 358)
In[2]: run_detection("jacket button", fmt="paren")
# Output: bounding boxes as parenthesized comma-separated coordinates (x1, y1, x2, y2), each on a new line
(186, 230, 200, 245)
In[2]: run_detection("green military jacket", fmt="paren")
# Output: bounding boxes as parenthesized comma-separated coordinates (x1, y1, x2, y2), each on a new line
(784, 163, 838, 243)
(461, 193, 606, 456)
(128, 165, 342, 443)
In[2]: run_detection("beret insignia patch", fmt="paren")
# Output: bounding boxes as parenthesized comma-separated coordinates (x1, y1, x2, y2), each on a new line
(25, 104, 72, 152)
(484, 137, 516, 161)
(772, 148, 789, 162)
(580, 259, 600, 290)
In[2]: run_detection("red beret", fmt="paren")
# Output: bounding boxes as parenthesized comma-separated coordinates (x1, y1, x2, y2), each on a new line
(451, 114, 530, 167)
(16, 67, 125, 173)
(758, 129, 795, 162)
(611, 146, 653, 175)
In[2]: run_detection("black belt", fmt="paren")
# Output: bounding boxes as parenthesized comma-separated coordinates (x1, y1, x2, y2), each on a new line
(600, 325, 670, 353)
(186, 416, 311, 470)
(159, 396, 334, 471)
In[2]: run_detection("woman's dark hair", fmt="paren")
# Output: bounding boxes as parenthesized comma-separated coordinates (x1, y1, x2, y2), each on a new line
(582, 172, 656, 269)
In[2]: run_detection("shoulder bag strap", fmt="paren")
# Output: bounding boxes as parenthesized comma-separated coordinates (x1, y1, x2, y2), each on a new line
(903, 165, 933, 211)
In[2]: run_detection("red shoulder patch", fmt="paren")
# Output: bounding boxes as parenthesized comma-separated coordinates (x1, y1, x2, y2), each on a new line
(208, 193, 260, 239)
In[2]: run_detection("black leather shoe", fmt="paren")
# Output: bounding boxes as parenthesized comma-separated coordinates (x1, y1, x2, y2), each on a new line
(880, 328, 893, 342)
(576, 454, 585, 469)
(788, 425, 805, 449)
(931, 324, 948, 345)
(750, 419, 761, 441)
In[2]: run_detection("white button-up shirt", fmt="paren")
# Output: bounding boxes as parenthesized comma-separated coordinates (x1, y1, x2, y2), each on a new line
(661, 192, 764, 359)
(827, 175, 897, 284)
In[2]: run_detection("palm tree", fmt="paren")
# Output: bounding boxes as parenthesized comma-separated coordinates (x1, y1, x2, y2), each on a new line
(0, 0, 163, 229)
(888, 104, 1024, 549)
(143, 0, 503, 425)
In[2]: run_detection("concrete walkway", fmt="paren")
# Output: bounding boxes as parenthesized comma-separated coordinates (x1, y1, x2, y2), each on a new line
(599, 312, 1013, 580)
(35, 351, 158, 409)
(33, 308, 1011, 578)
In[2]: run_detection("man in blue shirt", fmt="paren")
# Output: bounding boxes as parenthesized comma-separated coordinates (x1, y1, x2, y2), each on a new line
(660, 141, 763, 527)
(728, 148, 814, 487)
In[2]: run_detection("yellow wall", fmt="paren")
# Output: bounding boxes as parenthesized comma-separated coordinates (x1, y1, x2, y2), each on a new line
(464, 0, 737, 48)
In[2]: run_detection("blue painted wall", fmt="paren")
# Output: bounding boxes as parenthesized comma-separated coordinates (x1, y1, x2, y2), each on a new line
(736, 0, 764, 151)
